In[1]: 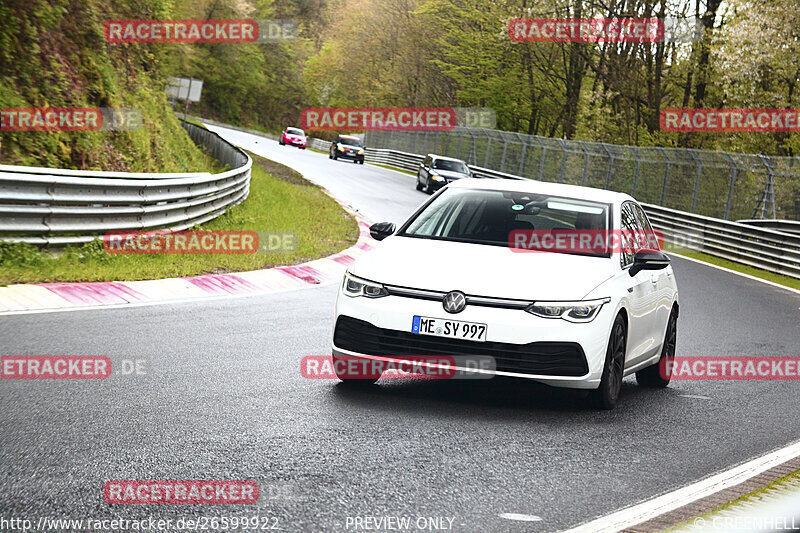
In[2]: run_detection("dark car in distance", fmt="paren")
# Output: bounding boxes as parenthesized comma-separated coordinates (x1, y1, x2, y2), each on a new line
(329, 135, 365, 164)
(416, 154, 472, 194)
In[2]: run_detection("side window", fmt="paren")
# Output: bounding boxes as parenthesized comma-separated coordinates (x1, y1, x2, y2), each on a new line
(632, 203, 660, 251)
(620, 202, 641, 268)
(424, 155, 431, 167)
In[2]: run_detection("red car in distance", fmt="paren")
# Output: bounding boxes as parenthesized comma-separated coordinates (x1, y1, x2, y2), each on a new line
(279, 127, 307, 149)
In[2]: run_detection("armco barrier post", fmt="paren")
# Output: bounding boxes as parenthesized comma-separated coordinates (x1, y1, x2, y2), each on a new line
(603, 143, 614, 189)
(499, 131, 509, 173)
(631, 146, 641, 197)
(483, 130, 492, 169)
(657, 147, 670, 207)
(754, 154, 778, 220)
(578, 141, 590, 186)
(537, 136, 547, 180)
(517, 133, 527, 177)
(722, 151, 738, 220)
(688, 148, 702, 213)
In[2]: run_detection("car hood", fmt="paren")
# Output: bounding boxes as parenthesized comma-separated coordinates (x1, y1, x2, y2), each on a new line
(433, 169, 470, 180)
(351, 236, 615, 301)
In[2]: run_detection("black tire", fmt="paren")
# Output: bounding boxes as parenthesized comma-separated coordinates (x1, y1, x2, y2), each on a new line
(300, 146, 306, 150)
(279, 141, 284, 146)
(333, 152, 338, 160)
(415, 175, 424, 191)
(424, 177, 434, 195)
(359, 159, 364, 164)
(353, 159, 358, 164)
(328, 151, 333, 159)
(589, 314, 627, 410)
(636, 307, 678, 388)
(333, 354, 379, 385)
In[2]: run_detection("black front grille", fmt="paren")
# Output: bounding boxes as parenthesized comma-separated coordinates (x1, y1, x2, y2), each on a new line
(333, 315, 588, 377)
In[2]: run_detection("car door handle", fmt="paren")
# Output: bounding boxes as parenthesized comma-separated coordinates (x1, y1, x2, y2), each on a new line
(650, 277, 658, 284)
(627, 286, 633, 293)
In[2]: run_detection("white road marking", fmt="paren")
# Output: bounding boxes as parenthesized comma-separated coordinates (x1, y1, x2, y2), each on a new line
(499, 513, 543, 522)
(559, 438, 800, 533)
(679, 394, 712, 400)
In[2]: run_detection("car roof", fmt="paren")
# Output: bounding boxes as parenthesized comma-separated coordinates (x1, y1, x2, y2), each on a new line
(426, 153, 466, 163)
(447, 178, 632, 205)
(339, 135, 361, 140)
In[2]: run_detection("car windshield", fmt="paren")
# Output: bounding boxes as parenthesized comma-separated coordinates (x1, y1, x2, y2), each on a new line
(401, 188, 611, 256)
(433, 159, 468, 173)
(340, 137, 362, 147)
(286, 128, 304, 136)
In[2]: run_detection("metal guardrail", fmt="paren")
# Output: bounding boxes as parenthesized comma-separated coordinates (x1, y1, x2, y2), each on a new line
(644, 205, 800, 279)
(738, 219, 800, 236)
(355, 146, 800, 280)
(308, 138, 332, 152)
(0, 121, 252, 245)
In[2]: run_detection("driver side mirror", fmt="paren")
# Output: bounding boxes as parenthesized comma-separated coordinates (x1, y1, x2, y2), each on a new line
(369, 222, 395, 241)
(629, 250, 670, 276)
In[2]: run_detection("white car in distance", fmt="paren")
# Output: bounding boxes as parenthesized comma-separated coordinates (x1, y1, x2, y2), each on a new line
(331, 178, 679, 409)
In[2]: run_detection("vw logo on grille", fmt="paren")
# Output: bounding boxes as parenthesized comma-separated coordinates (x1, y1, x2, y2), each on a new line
(442, 291, 467, 314)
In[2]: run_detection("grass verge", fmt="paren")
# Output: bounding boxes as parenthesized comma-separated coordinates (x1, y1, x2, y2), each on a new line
(369, 163, 416, 176)
(0, 152, 359, 285)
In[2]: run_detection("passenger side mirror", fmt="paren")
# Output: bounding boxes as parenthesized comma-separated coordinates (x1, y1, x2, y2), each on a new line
(369, 222, 396, 241)
(629, 250, 670, 276)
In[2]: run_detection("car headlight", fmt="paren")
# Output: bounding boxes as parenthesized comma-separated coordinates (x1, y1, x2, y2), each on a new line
(358, 149, 364, 155)
(342, 272, 389, 298)
(338, 144, 345, 151)
(525, 297, 610, 323)
(431, 173, 444, 181)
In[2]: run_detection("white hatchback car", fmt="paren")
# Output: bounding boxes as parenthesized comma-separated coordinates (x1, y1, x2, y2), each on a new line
(331, 178, 679, 409)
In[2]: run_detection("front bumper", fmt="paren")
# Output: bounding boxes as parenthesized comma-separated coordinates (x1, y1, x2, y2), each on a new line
(332, 290, 614, 389)
(429, 178, 447, 191)
(286, 138, 306, 147)
(336, 150, 364, 160)
(429, 177, 463, 191)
